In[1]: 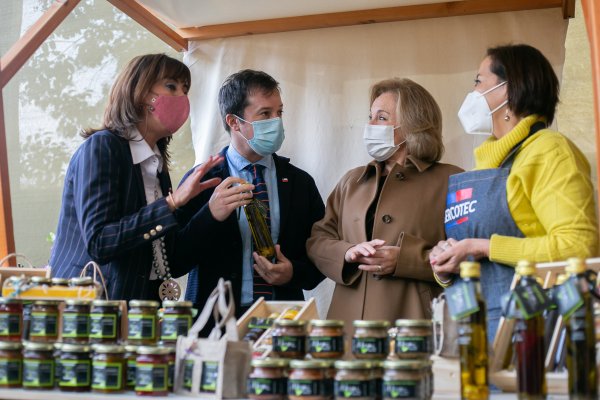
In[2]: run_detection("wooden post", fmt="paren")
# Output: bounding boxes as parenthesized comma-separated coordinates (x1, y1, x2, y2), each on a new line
(0, 91, 15, 258)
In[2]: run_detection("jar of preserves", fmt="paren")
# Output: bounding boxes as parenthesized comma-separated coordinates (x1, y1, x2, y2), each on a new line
(128, 300, 159, 345)
(29, 300, 59, 343)
(334, 360, 374, 400)
(135, 346, 170, 396)
(248, 358, 289, 400)
(124, 344, 139, 390)
(92, 344, 126, 393)
(61, 299, 91, 344)
(90, 300, 121, 344)
(69, 277, 94, 287)
(0, 341, 22, 388)
(272, 319, 306, 359)
(382, 360, 425, 400)
(57, 343, 91, 392)
(23, 341, 54, 390)
(51, 277, 69, 286)
(160, 300, 192, 344)
(394, 319, 432, 359)
(288, 359, 332, 400)
(308, 320, 344, 359)
(0, 298, 23, 342)
(352, 320, 390, 359)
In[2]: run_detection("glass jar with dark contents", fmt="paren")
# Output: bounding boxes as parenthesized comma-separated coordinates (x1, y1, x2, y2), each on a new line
(29, 300, 59, 343)
(308, 320, 344, 359)
(394, 319, 433, 359)
(0, 341, 22, 388)
(61, 299, 91, 344)
(128, 300, 159, 345)
(382, 360, 425, 400)
(248, 358, 289, 400)
(69, 276, 94, 287)
(272, 319, 306, 359)
(135, 346, 170, 396)
(92, 344, 126, 393)
(160, 300, 192, 344)
(90, 300, 121, 344)
(352, 320, 390, 359)
(23, 341, 54, 390)
(0, 298, 23, 342)
(125, 344, 139, 390)
(51, 277, 69, 286)
(334, 360, 374, 400)
(288, 359, 333, 400)
(57, 343, 91, 392)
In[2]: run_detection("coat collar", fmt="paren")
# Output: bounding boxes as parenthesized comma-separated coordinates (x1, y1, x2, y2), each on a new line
(357, 155, 433, 181)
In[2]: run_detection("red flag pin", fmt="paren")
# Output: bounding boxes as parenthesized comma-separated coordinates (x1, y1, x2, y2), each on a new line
(281, 178, 289, 182)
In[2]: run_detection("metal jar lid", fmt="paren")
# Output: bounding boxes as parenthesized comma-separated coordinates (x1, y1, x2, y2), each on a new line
(91, 344, 126, 354)
(289, 359, 332, 369)
(30, 276, 52, 285)
(60, 344, 91, 353)
(23, 341, 54, 352)
(0, 341, 22, 351)
(273, 319, 306, 327)
(395, 319, 433, 328)
(136, 346, 172, 356)
(251, 358, 290, 368)
(383, 360, 426, 370)
(91, 300, 121, 307)
(162, 300, 193, 308)
(69, 277, 94, 286)
(64, 299, 92, 306)
(310, 319, 344, 328)
(32, 300, 60, 306)
(129, 300, 160, 309)
(334, 360, 373, 370)
(353, 320, 390, 328)
(124, 345, 140, 353)
(51, 277, 69, 286)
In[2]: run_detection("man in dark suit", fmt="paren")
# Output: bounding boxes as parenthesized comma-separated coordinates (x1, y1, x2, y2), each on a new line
(173, 70, 325, 316)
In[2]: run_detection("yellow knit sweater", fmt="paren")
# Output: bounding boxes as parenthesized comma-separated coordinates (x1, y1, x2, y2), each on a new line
(474, 115, 598, 265)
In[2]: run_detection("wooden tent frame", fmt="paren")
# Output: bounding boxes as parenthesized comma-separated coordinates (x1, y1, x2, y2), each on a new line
(0, 0, 590, 258)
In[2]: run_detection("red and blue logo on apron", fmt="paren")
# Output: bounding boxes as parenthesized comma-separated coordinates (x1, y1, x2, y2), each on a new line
(445, 188, 477, 228)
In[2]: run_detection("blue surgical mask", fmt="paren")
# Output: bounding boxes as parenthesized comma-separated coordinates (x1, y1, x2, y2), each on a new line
(236, 116, 285, 157)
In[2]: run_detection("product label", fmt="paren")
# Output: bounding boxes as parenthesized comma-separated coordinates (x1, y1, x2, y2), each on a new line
(288, 378, 331, 396)
(247, 377, 287, 396)
(127, 360, 136, 387)
(272, 335, 305, 354)
(396, 336, 430, 354)
(183, 359, 194, 390)
(23, 359, 54, 387)
(128, 315, 156, 340)
(383, 380, 420, 398)
(446, 279, 479, 320)
(352, 337, 387, 355)
(62, 313, 90, 337)
(200, 361, 218, 392)
(308, 336, 343, 354)
(0, 313, 21, 336)
(30, 312, 58, 337)
(92, 361, 122, 390)
(334, 379, 373, 398)
(513, 281, 553, 319)
(89, 313, 117, 339)
(135, 363, 167, 392)
(58, 359, 91, 387)
(0, 358, 22, 385)
(555, 277, 584, 318)
(160, 315, 191, 341)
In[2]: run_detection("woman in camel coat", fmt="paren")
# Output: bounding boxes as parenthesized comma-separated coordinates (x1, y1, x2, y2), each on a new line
(307, 78, 462, 326)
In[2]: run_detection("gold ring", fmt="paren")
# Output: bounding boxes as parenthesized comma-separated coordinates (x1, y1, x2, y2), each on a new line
(377, 265, 382, 272)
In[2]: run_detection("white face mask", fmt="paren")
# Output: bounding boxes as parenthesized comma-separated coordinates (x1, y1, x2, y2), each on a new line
(457, 81, 508, 135)
(363, 124, 405, 162)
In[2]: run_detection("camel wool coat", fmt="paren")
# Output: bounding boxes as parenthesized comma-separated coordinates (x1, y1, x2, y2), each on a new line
(307, 156, 463, 327)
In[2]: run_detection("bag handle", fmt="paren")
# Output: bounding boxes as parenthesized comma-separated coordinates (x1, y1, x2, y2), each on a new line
(432, 293, 445, 356)
(79, 261, 109, 300)
(188, 279, 223, 337)
(0, 253, 34, 268)
(212, 279, 238, 340)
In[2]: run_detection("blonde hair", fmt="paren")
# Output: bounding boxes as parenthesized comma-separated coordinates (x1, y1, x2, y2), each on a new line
(370, 78, 444, 163)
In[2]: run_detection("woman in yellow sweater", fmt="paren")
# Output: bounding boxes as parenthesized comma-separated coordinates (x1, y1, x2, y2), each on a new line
(430, 44, 599, 341)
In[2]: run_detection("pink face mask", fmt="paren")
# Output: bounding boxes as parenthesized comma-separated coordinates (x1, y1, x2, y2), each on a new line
(148, 93, 190, 134)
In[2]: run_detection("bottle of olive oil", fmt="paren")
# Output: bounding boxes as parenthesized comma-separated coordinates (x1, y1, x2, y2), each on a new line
(512, 260, 547, 400)
(244, 198, 275, 259)
(457, 261, 489, 400)
(564, 258, 597, 399)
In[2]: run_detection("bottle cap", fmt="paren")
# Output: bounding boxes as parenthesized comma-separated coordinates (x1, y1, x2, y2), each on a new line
(555, 273, 568, 285)
(459, 261, 480, 278)
(565, 258, 586, 275)
(515, 260, 535, 276)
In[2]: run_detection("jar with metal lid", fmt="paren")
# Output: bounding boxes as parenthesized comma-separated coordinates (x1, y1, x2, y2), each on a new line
(57, 343, 91, 392)
(128, 300, 159, 345)
(272, 319, 306, 359)
(29, 300, 59, 343)
(288, 359, 332, 400)
(394, 319, 432, 359)
(382, 360, 425, 400)
(51, 277, 69, 286)
(124, 344, 139, 389)
(0, 341, 22, 388)
(334, 360, 374, 400)
(23, 341, 54, 390)
(0, 298, 23, 342)
(90, 300, 121, 344)
(160, 300, 192, 344)
(352, 320, 390, 359)
(308, 320, 344, 359)
(69, 276, 95, 287)
(248, 358, 289, 400)
(91, 344, 126, 393)
(30, 276, 52, 287)
(135, 346, 170, 396)
(61, 299, 91, 343)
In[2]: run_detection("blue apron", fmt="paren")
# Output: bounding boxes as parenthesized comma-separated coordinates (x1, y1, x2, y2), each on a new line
(444, 122, 545, 344)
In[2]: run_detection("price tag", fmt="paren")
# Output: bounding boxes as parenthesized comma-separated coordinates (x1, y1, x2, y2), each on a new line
(554, 277, 583, 318)
(445, 280, 479, 320)
(513, 281, 553, 319)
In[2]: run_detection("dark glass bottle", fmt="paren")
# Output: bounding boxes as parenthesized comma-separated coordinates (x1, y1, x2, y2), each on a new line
(457, 261, 489, 400)
(244, 198, 275, 259)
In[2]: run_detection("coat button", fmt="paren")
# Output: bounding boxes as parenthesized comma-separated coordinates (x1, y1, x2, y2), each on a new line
(382, 215, 392, 224)
(396, 172, 405, 180)
(156, 225, 163, 232)
(150, 229, 157, 236)
(143, 233, 150, 240)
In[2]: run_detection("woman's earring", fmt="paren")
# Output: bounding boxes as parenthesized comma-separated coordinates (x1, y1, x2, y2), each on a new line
(504, 109, 510, 122)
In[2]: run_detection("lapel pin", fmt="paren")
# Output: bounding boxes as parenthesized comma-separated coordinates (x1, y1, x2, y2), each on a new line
(281, 178, 289, 182)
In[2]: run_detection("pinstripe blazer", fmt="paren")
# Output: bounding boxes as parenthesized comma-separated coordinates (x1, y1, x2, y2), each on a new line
(49, 130, 183, 300)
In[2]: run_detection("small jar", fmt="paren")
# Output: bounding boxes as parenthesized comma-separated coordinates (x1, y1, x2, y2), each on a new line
(92, 344, 126, 393)
(90, 300, 121, 344)
(69, 276, 95, 287)
(23, 341, 55, 390)
(124, 345, 139, 390)
(288, 359, 332, 400)
(248, 358, 289, 400)
(57, 343, 92, 392)
(382, 360, 425, 400)
(30, 276, 52, 287)
(308, 320, 344, 359)
(0, 298, 23, 342)
(272, 320, 306, 359)
(29, 300, 59, 343)
(135, 346, 170, 396)
(128, 300, 159, 345)
(61, 299, 91, 344)
(51, 277, 69, 286)
(352, 320, 390, 359)
(0, 341, 22, 388)
(394, 319, 432, 359)
(334, 360, 374, 400)
(160, 300, 193, 344)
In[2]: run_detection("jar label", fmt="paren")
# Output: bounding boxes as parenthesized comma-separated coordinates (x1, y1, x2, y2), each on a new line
(127, 360, 136, 387)
(135, 363, 168, 392)
(90, 313, 117, 339)
(200, 361, 219, 393)
(62, 313, 90, 338)
(0, 358, 22, 385)
(92, 361, 123, 390)
(272, 335, 305, 354)
(383, 380, 419, 398)
(161, 314, 192, 341)
(30, 312, 58, 337)
(247, 377, 287, 396)
(352, 337, 387, 355)
(128, 315, 156, 340)
(23, 359, 54, 387)
(183, 359, 194, 390)
(59, 359, 91, 387)
(334, 379, 373, 398)
(0, 313, 21, 336)
(308, 335, 344, 354)
(288, 378, 331, 396)
(396, 336, 431, 354)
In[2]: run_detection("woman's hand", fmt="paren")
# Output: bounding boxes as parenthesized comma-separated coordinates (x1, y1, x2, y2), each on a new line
(357, 245, 400, 276)
(345, 239, 385, 263)
(430, 238, 490, 280)
(168, 155, 224, 210)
